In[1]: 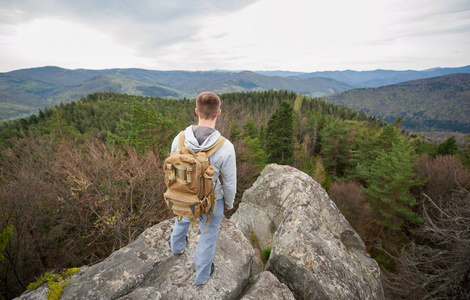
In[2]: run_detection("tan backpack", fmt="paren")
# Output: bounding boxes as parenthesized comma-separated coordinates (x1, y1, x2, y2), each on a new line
(163, 131, 226, 227)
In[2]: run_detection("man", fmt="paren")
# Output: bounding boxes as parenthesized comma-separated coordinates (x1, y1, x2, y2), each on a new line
(170, 92, 237, 285)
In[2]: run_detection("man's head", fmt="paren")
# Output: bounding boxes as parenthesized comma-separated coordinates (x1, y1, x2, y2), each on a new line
(196, 92, 221, 120)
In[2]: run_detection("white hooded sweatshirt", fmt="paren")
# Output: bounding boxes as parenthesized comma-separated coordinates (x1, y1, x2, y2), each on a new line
(170, 125, 237, 208)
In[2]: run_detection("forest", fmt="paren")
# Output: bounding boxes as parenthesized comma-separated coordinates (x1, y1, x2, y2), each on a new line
(0, 90, 469, 299)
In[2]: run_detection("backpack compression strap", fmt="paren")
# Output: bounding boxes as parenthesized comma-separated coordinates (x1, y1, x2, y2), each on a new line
(177, 130, 226, 184)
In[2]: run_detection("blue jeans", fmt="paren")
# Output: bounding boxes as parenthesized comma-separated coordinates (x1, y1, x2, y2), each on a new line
(170, 198, 224, 285)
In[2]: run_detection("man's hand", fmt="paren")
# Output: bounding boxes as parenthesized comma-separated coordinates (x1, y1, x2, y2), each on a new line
(224, 204, 233, 210)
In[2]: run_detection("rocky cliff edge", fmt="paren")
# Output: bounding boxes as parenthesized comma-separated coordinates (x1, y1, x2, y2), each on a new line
(17, 164, 383, 300)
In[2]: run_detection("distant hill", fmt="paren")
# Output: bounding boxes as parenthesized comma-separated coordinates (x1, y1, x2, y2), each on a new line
(0, 67, 353, 121)
(293, 65, 470, 87)
(323, 73, 470, 136)
(0, 90, 386, 148)
(2, 65, 469, 139)
(253, 70, 305, 77)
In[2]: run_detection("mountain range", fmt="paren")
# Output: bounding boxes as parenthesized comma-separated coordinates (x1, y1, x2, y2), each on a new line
(0, 66, 354, 121)
(1, 65, 469, 139)
(257, 65, 470, 87)
(325, 73, 470, 138)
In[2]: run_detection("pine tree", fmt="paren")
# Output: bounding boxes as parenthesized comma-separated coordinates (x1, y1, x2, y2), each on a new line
(242, 119, 258, 139)
(349, 124, 399, 181)
(266, 101, 295, 164)
(258, 124, 265, 143)
(377, 124, 400, 152)
(229, 121, 241, 141)
(110, 100, 175, 154)
(436, 136, 458, 156)
(242, 136, 267, 170)
(357, 137, 422, 231)
(320, 120, 350, 179)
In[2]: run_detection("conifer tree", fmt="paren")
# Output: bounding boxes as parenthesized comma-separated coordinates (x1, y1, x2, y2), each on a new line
(258, 124, 265, 143)
(377, 124, 400, 152)
(242, 119, 258, 139)
(229, 121, 241, 141)
(242, 136, 266, 170)
(348, 124, 399, 181)
(320, 120, 350, 179)
(111, 100, 175, 154)
(436, 136, 458, 156)
(266, 101, 295, 164)
(357, 137, 422, 231)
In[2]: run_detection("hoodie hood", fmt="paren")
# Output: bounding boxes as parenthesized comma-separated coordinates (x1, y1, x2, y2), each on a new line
(183, 125, 221, 151)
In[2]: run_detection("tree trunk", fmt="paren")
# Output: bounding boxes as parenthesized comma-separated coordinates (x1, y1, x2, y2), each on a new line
(369, 224, 384, 256)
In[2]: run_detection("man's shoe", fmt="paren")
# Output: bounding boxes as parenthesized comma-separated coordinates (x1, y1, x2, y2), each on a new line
(174, 236, 188, 255)
(199, 263, 215, 286)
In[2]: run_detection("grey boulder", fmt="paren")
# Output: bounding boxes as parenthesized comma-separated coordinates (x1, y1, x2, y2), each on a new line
(232, 164, 384, 300)
(241, 271, 295, 300)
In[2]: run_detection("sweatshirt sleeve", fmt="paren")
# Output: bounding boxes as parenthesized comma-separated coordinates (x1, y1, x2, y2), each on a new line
(220, 142, 237, 208)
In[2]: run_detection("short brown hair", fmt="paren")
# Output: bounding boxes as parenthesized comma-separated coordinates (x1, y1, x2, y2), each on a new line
(196, 92, 221, 120)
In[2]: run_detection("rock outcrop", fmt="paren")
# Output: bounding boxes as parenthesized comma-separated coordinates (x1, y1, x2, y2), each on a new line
(241, 271, 295, 300)
(17, 164, 383, 300)
(232, 164, 383, 299)
(62, 217, 254, 300)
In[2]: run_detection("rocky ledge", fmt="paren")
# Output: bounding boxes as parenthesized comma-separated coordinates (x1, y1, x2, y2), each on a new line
(17, 164, 383, 300)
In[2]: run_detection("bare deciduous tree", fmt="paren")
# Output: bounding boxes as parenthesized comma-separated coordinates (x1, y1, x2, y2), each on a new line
(383, 187, 470, 299)
(0, 132, 171, 298)
(328, 180, 374, 242)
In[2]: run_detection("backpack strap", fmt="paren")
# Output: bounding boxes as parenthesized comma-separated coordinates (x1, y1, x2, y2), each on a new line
(204, 136, 226, 186)
(204, 136, 226, 157)
(178, 131, 185, 149)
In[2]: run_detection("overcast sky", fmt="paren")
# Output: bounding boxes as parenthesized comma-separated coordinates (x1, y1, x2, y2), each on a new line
(0, 0, 469, 72)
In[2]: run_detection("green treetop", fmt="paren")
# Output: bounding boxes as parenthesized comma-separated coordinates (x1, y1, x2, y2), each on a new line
(357, 136, 422, 231)
(266, 101, 295, 164)
(436, 136, 459, 156)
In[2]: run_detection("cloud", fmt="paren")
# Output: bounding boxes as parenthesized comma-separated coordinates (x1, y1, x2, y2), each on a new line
(175, 0, 470, 71)
(0, 0, 259, 47)
(0, 0, 468, 72)
(0, 0, 258, 23)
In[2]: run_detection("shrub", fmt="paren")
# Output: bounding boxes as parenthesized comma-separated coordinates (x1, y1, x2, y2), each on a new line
(0, 132, 170, 298)
(328, 181, 372, 239)
(27, 270, 57, 291)
(250, 230, 258, 244)
(46, 278, 73, 300)
(262, 248, 271, 263)
(413, 154, 470, 213)
(27, 268, 79, 292)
